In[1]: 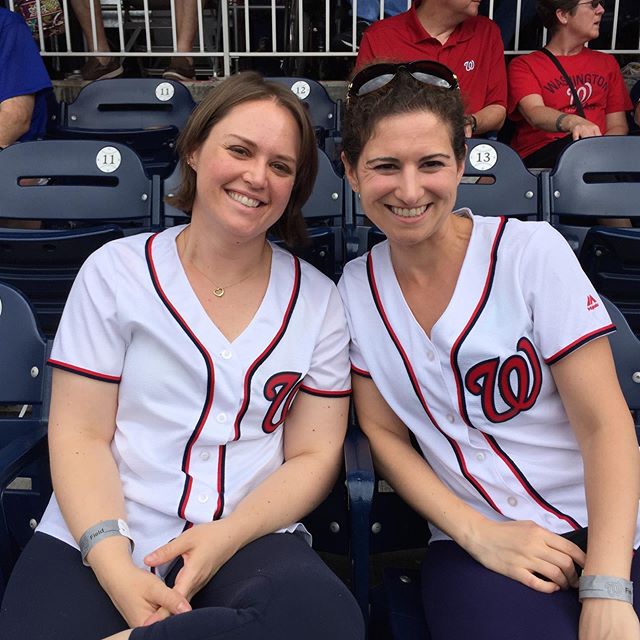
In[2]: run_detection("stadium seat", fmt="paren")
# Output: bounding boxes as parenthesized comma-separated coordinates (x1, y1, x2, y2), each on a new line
(0, 139, 157, 335)
(580, 227, 640, 336)
(51, 78, 196, 177)
(268, 76, 342, 166)
(0, 282, 50, 600)
(547, 136, 640, 254)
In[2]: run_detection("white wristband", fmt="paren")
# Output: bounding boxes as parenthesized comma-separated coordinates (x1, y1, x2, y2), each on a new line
(579, 575, 633, 604)
(78, 519, 134, 566)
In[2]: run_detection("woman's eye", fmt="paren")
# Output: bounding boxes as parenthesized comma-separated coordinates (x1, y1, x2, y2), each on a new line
(422, 161, 444, 169)
(272, 162, 293, 175)
(228, 145, 249, 156)
(372, 163, 397, 171)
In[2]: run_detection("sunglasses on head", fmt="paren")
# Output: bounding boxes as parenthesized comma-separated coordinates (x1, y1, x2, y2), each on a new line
(346, 60, 459, 106)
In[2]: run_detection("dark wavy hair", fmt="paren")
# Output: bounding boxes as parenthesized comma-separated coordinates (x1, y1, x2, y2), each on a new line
(342, 66, 466, 169)
(166, 71, 318, 246)
(537, 0, 581, 34)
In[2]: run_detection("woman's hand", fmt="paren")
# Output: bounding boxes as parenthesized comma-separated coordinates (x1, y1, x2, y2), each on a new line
(463, 519, 585, 593)
(142, 520, 240, 624)
(98, 562, 191, 628)
(579, 598, 640, 640)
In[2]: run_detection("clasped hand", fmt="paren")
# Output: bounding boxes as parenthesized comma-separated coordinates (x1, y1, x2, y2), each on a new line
(465, 519, 585, 593)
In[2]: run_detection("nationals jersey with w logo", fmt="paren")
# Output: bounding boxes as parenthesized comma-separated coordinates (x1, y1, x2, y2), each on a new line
(339, 211, 640, 545)
(39, 225, 351, 575)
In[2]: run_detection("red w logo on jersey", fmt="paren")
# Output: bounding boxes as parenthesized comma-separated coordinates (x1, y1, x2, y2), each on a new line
(464, 337, 542, 423)
(262, 371, 303, 433)
(586, 294, 599, 311)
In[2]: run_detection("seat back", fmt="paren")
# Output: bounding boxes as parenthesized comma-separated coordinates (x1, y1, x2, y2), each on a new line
(549, 136, 640, 253)
(455, 138, 539, 219)
(580, 227, 640, 336)
(0, 282, 50, 597)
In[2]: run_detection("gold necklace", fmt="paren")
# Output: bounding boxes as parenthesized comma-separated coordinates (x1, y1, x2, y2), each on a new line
(179, 231, 269, 298)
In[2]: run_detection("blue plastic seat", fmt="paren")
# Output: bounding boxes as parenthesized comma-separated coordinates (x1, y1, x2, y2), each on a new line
(51, 78, 196, 177)
(0, 282, 50, 600)
(0, 139, 157, 335)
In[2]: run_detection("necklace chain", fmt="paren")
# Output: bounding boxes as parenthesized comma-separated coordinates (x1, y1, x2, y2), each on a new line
(178, 230, 268, 298)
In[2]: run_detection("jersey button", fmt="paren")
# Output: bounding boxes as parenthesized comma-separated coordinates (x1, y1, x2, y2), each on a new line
(198, 493, 209, 503)
(221, 350, 232, 360)
(200, 450, 210, 461)
(507, 496, 518, 507)
(426, 351, 435, 362)
(216, 413, 227, 423)
(446, 414, 455, 423)
(475, 452, 486, 462)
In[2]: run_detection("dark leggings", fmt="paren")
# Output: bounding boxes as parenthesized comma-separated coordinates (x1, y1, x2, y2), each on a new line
(421, 540, 640, 640)
(0, 532, 364, 640)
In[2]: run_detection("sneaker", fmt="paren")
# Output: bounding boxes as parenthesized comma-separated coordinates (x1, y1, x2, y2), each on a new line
(163, 57, 196, 82)
(80, 57, 124, 81)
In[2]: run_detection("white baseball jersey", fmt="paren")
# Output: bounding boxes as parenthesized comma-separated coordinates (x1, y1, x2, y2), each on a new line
(339, 210, 640, 546)
(38, 224, 351, 576)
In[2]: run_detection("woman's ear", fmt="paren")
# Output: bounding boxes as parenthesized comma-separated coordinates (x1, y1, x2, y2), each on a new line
(341, 151, 359, 193)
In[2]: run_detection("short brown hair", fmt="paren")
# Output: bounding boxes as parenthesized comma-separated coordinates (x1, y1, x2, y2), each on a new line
(342, 66, 466, 169)
(536, 0, 580, 34)
(167, 71, 318, 246)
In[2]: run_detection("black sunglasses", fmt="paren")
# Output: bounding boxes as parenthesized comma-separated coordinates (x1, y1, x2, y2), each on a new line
(346, 60, 459, 106)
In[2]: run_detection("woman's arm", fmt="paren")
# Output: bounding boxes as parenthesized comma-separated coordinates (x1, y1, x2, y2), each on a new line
(465, 105, 507, 137)
(144, 391, 349, 609)
(517, 93, 601, 139)
(48, 369, 190, 626)
(551, 337, 640, 639)
(604, 111, 629, 136)
(352, 374, 586, 593)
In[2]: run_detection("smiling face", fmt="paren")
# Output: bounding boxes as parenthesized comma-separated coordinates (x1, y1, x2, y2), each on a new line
(560, 0, 604, 41)
(344, 109, 464, 249)
(189, 98, 300, 244)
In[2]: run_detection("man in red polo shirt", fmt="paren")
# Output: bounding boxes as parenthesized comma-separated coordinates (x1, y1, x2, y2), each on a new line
(355, 0, 506, 137)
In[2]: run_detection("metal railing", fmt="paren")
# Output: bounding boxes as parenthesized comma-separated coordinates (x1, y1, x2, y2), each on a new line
(11, 0, 640, 78)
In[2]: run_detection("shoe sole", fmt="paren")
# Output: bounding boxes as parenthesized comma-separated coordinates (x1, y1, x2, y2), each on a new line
(162, 71, 196, 82)
(83, 66, 124, 81)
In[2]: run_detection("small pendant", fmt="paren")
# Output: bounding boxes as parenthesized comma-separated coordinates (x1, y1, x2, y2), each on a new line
(213, 287, 225, 297)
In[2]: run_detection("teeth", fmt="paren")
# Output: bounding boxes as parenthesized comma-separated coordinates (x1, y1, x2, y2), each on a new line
(390, 205, 428, 218)
(228, 191, 261, 208)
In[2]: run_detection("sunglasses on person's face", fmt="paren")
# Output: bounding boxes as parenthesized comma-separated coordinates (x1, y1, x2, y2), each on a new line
(575, 0, 604, 9)
(346, 60, 459, 106)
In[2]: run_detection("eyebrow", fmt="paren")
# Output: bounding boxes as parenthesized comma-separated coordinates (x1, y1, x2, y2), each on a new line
(364, 153, 451, 166)
(225, 134, 297, 164)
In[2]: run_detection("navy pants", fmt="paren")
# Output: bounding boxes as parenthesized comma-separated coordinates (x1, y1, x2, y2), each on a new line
(421, 540, 640, 640)
(0, 531, 364, 640)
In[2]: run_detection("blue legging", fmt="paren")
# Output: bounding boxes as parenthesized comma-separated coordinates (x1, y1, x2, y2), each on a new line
(421, 540, 640, 640)
(0, 531, 364, 640)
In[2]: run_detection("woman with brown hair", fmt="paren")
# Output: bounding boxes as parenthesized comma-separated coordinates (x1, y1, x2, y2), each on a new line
(0, 71, 364, 640)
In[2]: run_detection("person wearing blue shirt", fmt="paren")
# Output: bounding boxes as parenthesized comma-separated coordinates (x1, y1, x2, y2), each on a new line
(0, 8, 52, 148)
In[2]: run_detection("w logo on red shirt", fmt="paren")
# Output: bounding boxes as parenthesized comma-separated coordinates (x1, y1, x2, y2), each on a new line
(586, 295, 599, 311)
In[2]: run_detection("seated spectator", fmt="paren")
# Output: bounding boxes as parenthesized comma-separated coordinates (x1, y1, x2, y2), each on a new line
(355, 0, 507, 137)
(68, 0, 198, 81)
(508, 0, 631, 168)
(351, 0, 406, 23)
(0, 7, 52, 148)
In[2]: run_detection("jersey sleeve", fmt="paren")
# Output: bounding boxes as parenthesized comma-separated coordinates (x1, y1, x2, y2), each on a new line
(49, 245, 128, 382)
(354, 28, 376, 70)
(300, 284, 351, 396)
(484, 21, 507, 109)
(518, 223, 614, 365)
(507, 54, 541, 118)
(337, 265, 372, 378)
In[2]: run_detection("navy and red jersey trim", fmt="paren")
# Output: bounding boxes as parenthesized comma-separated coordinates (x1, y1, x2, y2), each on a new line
(299, 385, 352, 398)
(351, 364, 371, 378)
(451, 215, 507, 427)
(145, 234, 224, 521)
(233, 256, 301, 441)
(545, 324, 616, 366)
(366, 252, 503, 515)
(48, 359, 121, 383)
(481, 432, 581, 529)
